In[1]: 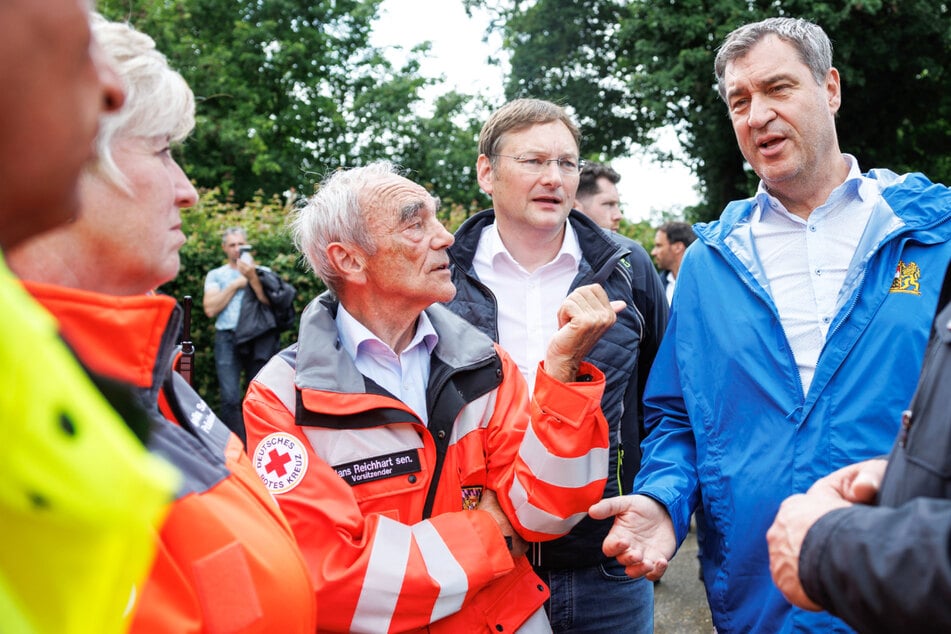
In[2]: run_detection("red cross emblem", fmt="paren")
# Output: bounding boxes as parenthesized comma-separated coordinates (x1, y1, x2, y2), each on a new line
(265, 448, 292, 477)
(252, 432, 309, 494)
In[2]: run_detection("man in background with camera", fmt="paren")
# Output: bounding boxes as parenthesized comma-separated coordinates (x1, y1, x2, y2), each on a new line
(203, 225, 273, 444)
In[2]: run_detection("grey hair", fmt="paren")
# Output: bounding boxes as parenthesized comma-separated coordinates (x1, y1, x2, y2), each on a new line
(291, 161, 401, 293)
(714, 17, 833, 102)
(89, 13, 195, 191)
(221, 226, 247, 244)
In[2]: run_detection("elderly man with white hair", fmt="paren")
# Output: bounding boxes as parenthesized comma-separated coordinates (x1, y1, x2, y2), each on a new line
(243, 160, 622, 633)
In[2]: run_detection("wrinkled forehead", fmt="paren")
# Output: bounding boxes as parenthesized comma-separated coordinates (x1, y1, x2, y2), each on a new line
(725, 35, 804, 82)
(362, 174, 435, 223)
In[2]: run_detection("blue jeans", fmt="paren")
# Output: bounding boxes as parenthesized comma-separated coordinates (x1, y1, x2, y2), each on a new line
(539, 560, 654, 633)
(214, 329, 245, 442)
(214, 329, 280, 445)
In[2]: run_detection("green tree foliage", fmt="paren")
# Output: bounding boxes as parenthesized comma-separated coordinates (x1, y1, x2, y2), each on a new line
(402, 91, 491, 209)
(617, 218, 661, 254)
(467, 0, 950, 222)
(98, 0, 485, 208)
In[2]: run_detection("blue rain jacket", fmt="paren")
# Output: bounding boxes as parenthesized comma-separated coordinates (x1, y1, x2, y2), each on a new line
(635, 169, 951, 633)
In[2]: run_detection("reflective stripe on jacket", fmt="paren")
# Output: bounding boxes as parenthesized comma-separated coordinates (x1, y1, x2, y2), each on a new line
(244, 293, 609, 633)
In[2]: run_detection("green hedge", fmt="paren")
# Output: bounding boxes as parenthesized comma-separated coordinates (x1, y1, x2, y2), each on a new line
(158, 189, 323, 411)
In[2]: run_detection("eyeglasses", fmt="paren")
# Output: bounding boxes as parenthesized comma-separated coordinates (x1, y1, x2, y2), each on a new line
(492, 154, 585, 175)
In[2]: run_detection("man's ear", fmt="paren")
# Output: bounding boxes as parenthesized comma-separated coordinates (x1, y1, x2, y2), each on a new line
(476, 154, 494, 197)
(826, 67, 842, 115)
(327, 242, 366, 283)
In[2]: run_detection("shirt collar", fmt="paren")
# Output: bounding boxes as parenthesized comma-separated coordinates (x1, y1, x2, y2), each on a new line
(754, 154, 872, 222)
(336, 303, 438, 361)
(480, 220, 582, 272)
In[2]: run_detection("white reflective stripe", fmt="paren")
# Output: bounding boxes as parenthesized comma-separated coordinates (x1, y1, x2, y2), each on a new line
(518, 423, 608, 488)
(516, 606, 552, 633)
(253, 356, 297, 413)
(449, 390, 496, 443)
(352, 516, 411, 633)
(303, 424, 423, 465)
(412, 521, 468, 621)
(508, 475, 588, 536)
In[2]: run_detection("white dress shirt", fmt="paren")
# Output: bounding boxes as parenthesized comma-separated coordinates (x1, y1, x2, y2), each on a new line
(665, 272, 676, 306)
(750, 155, 877, 395)
(472, 221, 581, 391)
(335, 304, 438, 426)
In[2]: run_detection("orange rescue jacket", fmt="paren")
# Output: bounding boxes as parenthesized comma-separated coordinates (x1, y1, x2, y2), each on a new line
(244, 295, 608, 633)
(26, 281, 316, 634)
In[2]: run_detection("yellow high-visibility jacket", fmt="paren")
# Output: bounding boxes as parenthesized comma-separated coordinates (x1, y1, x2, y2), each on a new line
(0, 259, 177, 633)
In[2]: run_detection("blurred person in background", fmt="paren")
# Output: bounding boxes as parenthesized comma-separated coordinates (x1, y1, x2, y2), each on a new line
(650, 221, 696, 305)
(203, 226, 276, 444)
(574, 161, 623, 232)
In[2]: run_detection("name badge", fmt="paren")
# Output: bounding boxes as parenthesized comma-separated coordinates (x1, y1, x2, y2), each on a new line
(333, 449, 421, 486)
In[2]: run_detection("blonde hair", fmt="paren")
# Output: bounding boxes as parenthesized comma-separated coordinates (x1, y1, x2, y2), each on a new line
(89, 13, 195, 191)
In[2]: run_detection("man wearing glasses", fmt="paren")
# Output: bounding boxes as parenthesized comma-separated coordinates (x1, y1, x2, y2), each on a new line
(445, 98, 668, 634)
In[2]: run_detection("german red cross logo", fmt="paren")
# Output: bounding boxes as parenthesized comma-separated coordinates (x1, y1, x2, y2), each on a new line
(252, 432, 308, 494)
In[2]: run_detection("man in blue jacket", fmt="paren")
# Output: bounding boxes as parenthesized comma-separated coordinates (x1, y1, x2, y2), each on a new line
(446, 98, 668, 634)
(767, 259, 951, 633)
(590, 16, 951, 633)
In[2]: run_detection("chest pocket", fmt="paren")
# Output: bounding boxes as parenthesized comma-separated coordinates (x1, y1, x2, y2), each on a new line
(303, 425, 428, 518)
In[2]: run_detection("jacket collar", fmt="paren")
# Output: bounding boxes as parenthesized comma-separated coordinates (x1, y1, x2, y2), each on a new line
(697, 169, 950, 247)
(295, 291, 497, 393)
(448, 207, 629, 282)
(23, 280, 179, 390)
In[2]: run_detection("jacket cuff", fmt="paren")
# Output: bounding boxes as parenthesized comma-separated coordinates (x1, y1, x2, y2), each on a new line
(535, 361, 606, 410)
(799, 506, 854, 608)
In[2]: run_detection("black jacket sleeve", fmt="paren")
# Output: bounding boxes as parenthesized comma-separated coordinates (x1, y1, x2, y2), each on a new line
(799, 262, 951, 633)
(800, 499, 951, 633)
(624, 240, 668, 441)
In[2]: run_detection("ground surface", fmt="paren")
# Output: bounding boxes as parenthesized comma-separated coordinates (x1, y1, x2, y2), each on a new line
(653, 524, 715, 634)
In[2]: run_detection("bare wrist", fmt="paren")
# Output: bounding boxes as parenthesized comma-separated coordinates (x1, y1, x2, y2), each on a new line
(542, 358, 583, 383)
